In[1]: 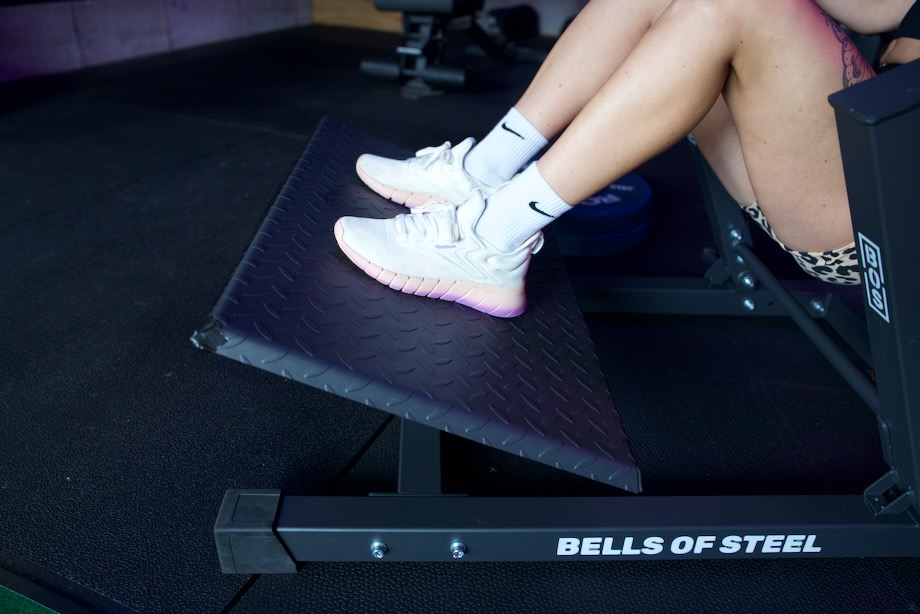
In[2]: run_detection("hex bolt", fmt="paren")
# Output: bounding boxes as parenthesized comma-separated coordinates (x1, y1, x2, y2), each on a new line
(371, 542, 388, 559)
(742, 298, 756, 311)
(450, 542, 467, 559)
(739, 274, 756, 289)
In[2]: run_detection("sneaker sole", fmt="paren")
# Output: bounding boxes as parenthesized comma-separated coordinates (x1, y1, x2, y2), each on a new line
(334, 220, 526, 318)
(355, 160, 453, 209)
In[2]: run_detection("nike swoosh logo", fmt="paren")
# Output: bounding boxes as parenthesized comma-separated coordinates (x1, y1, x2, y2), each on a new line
(529, 201, 554, 218)
(501, 122, 525, 140)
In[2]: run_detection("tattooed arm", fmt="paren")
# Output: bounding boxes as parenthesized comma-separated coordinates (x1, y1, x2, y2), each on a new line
(814, 0, 914, 34)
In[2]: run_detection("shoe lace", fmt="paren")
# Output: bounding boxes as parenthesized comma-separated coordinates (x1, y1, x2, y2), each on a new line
(395, 206, 459, 244)
(412, 142, 455, 170)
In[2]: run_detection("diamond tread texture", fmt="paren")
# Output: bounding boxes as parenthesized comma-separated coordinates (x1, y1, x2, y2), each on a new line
(195, 117, 640, 491)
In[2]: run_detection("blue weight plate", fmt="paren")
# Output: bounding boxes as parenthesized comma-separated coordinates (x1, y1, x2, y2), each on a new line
(555, 172, 652, 235)
(555, 216, 652, 257)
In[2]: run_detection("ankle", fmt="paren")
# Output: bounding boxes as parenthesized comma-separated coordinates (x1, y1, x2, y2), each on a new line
(477, 163, 570, 252)
(464, 108, 549, 187)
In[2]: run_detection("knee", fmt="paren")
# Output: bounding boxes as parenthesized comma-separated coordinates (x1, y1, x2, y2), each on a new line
(666, 0, 805, 27)
(662, 0, 748, 28)
(582, 0, 674, 26)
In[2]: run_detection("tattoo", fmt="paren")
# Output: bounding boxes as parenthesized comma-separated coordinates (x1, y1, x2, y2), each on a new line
(825, 16, 874, 89)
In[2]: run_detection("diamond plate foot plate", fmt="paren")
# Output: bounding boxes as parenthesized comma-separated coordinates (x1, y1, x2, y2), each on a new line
(193, 117, 641, 492)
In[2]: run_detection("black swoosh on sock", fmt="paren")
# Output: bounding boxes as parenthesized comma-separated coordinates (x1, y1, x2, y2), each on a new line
(529, 201, 554, 218)
(501, 122, 525, 140)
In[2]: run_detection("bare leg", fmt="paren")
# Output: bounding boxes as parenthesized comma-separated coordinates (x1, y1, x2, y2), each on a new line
(461, 0, 670, 188)
(513, 0, 672, 139)
(690, 96, 755, 207)
(537, 0, 873, 252)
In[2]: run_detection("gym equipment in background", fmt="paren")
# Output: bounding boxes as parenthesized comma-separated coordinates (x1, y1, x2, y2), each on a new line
(360, 1, 544, 96)
(360, 0, 489, 96)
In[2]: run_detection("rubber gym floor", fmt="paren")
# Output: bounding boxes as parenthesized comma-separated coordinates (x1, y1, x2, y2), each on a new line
(1, 24, 919, 614)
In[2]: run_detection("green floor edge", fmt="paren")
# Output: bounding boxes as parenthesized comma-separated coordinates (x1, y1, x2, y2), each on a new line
(0, 584, 57, 614)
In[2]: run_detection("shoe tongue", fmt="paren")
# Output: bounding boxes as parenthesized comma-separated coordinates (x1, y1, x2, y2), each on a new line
(456, 191, 487, 236)
(530, 232, 545, 254)
(414, 142, 452, 168)
(453, 137, 475, 157)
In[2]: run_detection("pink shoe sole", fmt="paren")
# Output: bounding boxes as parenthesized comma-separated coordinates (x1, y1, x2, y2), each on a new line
(355, 161, 453, 209)
(334, 220, 526, 318)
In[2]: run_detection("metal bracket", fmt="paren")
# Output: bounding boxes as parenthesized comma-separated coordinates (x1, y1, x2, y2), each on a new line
(865, 470, 917, 517)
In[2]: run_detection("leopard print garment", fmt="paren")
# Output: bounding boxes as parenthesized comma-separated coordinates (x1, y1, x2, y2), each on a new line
(741, 202, 861, 286)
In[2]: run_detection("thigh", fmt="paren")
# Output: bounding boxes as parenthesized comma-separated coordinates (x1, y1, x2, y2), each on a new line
(516, 0, 673, 138)
(691, 95, 755, 206)
(722, 0, 875, 252)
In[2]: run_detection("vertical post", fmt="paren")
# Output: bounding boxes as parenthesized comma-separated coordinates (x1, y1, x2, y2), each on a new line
(829, 60, 920, 516)
(397, 419, 443, 495)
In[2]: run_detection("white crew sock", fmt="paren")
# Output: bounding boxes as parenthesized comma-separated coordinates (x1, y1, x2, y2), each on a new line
(477, 162, 571, 252)
(464, 107, 549, 188)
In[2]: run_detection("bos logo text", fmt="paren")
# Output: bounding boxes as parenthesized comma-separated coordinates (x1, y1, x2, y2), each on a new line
(858, 233, 890, 323)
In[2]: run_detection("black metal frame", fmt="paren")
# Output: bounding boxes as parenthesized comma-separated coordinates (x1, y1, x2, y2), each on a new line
(216, 423, 918, 569)
(830, 59, 920, 518)
(213, 61, 920, 572)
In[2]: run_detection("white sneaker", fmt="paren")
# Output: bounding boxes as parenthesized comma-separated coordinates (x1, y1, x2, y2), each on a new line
(355, 138, 493, 208)
(334, 192, 544, 317)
